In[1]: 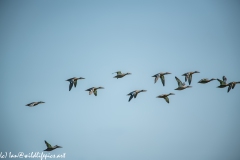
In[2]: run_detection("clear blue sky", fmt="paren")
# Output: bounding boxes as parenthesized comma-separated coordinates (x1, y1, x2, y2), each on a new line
(1, 0, 240, 159)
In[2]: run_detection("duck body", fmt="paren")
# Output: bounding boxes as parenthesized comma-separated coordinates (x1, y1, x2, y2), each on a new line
(175, 86, 192, 90)
(217, 84, 229, 88)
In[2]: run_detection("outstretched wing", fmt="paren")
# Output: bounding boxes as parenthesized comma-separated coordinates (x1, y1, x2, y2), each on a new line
(94, 90, 97, 96)
(232, 83, 236, 89)
(227, 84, 232, 92)
(188, 74, 192, 85)
(217, 79, 225, 85)
(175, 77, 183, 87)
(69, 82, 73, 91)
(164, 97, 169, 103)
(154, 75, 159, 83)
(115, 71, 122, 75)
(223, 76, 227, 83)
(45, 141, 52, 148)
(128, 94, 134, 102)
(134, 92, 138, 98)
(89, 89, 94, 95)
(184, 74, 189, 82)
(160, 75, 165, 86)
(74, 80, 77, 87)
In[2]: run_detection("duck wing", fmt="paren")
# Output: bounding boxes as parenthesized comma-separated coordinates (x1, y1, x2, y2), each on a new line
(160, 75, 165, 86)
(116, 71, 122, 75)
(223, 76, 227, 83)
(69, 82, 73, 91)
(89, 89, 94, 95)
(154, 75, 159, 83)
(188, 74, 192, 85)
(184, 74, 189, 82)
(232, 83, 236, 89)
(175, 76, 184, 87)
(45, 141, 52, 148)
(163, 97, 169, 103)
(134, 92, 138, 98)
(217, 79, 225, 85)
(74, 80, 77, 87)
(128, 94, 134, 102)
(227, 84, 232, 92)
(94, 89, 97, 96)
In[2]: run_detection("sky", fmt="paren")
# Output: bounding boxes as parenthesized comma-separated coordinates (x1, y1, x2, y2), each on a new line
(1, 0, 240, 159)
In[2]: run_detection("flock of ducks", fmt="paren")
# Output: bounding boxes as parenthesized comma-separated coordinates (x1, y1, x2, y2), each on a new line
(25, 70, 239, 151)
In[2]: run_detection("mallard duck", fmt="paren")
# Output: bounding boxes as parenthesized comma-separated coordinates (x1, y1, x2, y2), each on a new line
(113, 71, 131, 79)
(227, 81, 240, 92)
(217, 76, 228, 88)
(174, 76, 192, 90)
(66, 77, 85, 91)
(182, 71, 200, 85)
(156, 93, 175, 103)
(127, 90, 147, 102)
(85, 87, 104, 96)
(198, 78, 216, 84)
(152, 72, 171, 86)
(44, 140, 62, 151)
(26, 101, 45, 107)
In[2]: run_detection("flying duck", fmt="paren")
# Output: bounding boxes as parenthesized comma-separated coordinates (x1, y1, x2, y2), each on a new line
(156, 93, 175, 103)
(127, 90, 147, 102)
(26, 101, 45, 107)
(227, 81, 240, 92)
(198, 78, 216, 84)
(175, 76, 192, 90)
(152, 72, 171, 86)
(66, 77, 85, 91)
(44, 140, 62, 151)
(85, 87, 104, 96)
(113, 71, 131, 79)
(182, 71, 200, 85)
